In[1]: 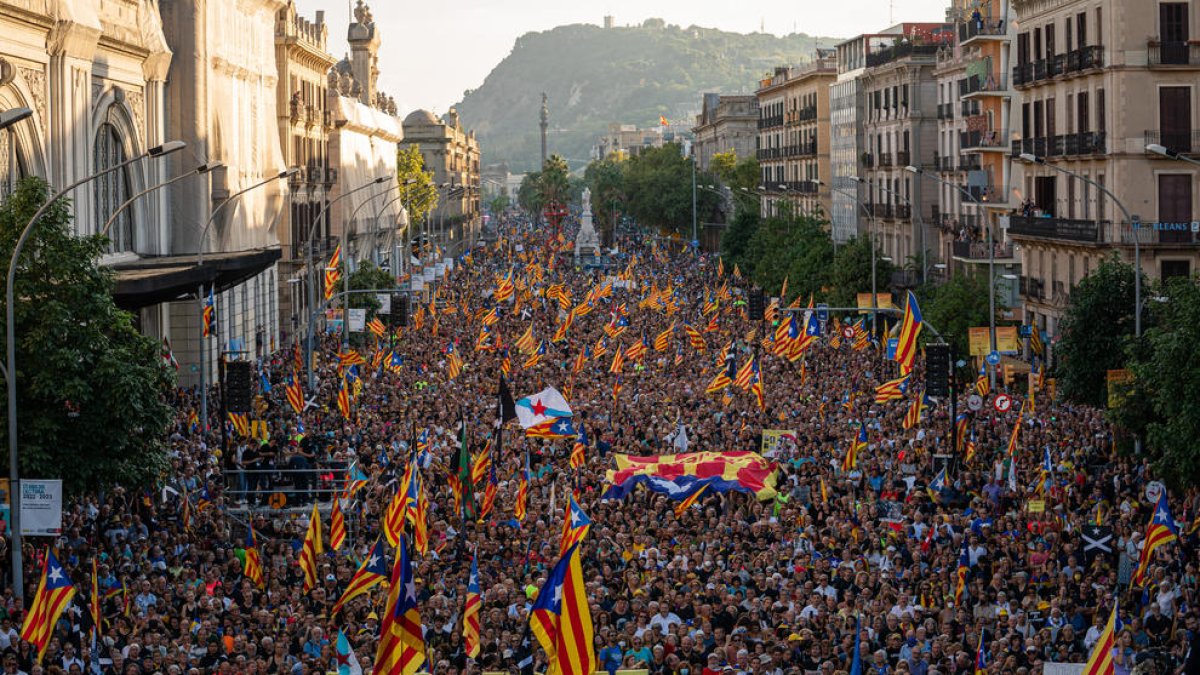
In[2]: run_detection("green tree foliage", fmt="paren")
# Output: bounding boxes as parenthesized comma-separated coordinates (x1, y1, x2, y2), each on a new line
(539, 155, 571, 206)
(1055, 256, 1140, 407)
(486, 195, 510, 214)
(347, 261, 396, 316)
(583, 156, 626, 245)
(917, 273, 994, 356)
(720, 209, 759, 273)
(518, 171, 543, 215)
(709, 151, 760, 216)
(826, 236, 893, 309)
(742, 211, 833, 303)
(396, 146, 438, 225)
(0, 179, 173, 492)
(620, 144, 719, 235)
(1111, 277, 1200, 488)
(454, 23, 839, 171)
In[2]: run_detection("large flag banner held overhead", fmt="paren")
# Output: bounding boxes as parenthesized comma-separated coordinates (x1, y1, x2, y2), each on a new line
(603, 451, 778, 502)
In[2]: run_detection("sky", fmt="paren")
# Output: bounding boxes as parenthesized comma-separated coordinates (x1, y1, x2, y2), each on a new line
(297, 0, 950, 115)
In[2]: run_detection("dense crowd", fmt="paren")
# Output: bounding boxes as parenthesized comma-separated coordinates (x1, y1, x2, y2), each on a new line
(0, 213, 1198, 675)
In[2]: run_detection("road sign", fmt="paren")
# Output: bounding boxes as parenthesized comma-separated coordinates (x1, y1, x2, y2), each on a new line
(967, 394, 983, 411)
(841, 326, 855, 339)
(816, 303, 829, 323)
(993, 394, 1013, 413)
(986, 351, 1001, 365)
(886, 338, 899, 360)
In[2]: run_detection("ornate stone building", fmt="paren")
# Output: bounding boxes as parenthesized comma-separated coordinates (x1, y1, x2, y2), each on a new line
(0, 0, 172, 322)
(324, 2, 404, 274)
(274, 1, 338, 339)
(692, 93, 758, 171)
(400, 107, 480, 255)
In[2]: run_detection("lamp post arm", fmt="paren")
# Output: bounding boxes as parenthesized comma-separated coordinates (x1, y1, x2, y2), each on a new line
(197, 171, 292, 264)
(102, 163, 220, 237)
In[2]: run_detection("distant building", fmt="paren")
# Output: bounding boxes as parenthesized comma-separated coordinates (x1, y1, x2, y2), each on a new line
(832, 36, 870, 244)
(755, 52, 837, 222)
(593, 123, 665, 160)
(1010, 0, 1200, 337)
(859, 23, 954, 287)
(400, 107, 481, 254)
(692, 94, 759, 170)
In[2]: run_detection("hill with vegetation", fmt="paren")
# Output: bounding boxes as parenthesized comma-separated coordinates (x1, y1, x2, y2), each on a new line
(454, 19, 840, 172)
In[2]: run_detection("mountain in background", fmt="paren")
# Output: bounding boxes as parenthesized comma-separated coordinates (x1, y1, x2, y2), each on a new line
(453, 19, 841, 173)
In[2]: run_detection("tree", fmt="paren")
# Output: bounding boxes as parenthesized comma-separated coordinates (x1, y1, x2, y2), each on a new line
(396, 146, 438, 225)
(517, 171, 543, 215)
(486, 194, 510, 214)
(1055, 256, 1140, 407)
(740, 211, 833, 303)
(620, 144, 719, 235)
(0, 179, 174, 492)
(1111, 277, 1200, 488)
(539, 155, 571, 207)
(917, 273, 994, 356)
(583, 156, 626, 246)
(347, 261, 396, 316)
(720, 209, 759, 273)
(709, 150, 760, 216)
(826, 236, 893, 309)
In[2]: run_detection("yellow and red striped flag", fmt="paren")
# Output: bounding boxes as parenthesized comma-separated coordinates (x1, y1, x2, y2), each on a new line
(244, 526, 265, 588)
(298, 503, 323, 592)
(374, 536, 425, 675)
(673, 485, 708, 517)
(331, 539, 389, 615)
(20, 550, 77, 663)
(1081, 601, 1117, 675)
(462, 553, 482, 658)
(330, 497, 346, 551)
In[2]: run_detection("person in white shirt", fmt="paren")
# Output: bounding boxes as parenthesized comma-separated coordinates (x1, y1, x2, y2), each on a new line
(648, 606, 682, 636)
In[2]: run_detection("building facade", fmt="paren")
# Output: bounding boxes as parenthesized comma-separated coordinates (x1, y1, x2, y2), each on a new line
(860, 24, 954, 284)
(1011, 0, 1200, 337)
(692, 93, 759, 170)
(832, 37, 870, 243)
(755, 53, 838, 221)
(400, 107, 480, 256)
(592, 123, 664, 160)
(274, 1, 338, 343)
(0, 0, 173, 321)
(933, 0, 1022, 310)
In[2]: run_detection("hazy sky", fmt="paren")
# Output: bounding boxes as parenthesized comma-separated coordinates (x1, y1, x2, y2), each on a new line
(296, 0, 950, 114)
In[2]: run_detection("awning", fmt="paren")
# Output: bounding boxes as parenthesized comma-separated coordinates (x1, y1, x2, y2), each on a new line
(110, 248, 282, 310)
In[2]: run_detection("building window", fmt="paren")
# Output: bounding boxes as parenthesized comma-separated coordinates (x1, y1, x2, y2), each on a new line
(0, 129, 26, 201)
(93, 123, 134, 252)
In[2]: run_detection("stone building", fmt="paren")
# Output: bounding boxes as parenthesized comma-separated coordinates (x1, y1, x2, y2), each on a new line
(400, 107, 480, 255)
(0, 0, 173, 325)
(692, 93, 758, 171)
(1010, 0, 1200, 337)
(324, 2, 404, 273)
(832, 36, 870, 244)
(592, 123, 665, 160)
(755, 52, 837, 221)
(860, 23, 954, 285)
(273, 1, 338, 342)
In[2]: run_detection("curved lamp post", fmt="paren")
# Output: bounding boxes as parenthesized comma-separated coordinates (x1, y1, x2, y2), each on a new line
(0, 108, 32, 131)
(6, 139, 186, 599)
(194, 166, 297, 446)
(101, 161, 223, 236)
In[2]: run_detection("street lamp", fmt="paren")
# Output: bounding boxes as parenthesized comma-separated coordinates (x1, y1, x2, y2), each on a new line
(302, 176, 388, 385)
(0, 108, 32, 131)
(907, 165, 998, 379)
(194, 166, 297, 447)
(1017, 153, 1140, 336)
(101, 161, 223, 236)
(6, 138, 185, 600)
(1145, 143, 1200, 166)
(809, 179, 880, 334)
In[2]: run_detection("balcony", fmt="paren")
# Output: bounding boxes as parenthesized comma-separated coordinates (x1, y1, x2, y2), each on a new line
(890, 269, 921, 288)
(862, 153, 875, 168)
(952, 240, 1015, 260)
(757, 115, 784, 129)
(866, 43, 940, 68)
(960, 100, 981, 118)
(756, 147, 784, 160)
(897, 150, 911, 167)
(878, 152, 894, 168)
(1148, 41, 1200, 67)
(894, 204, 912, 220)
(960, 128, 1010, 152)
(1145, 129, 1200, 155)
(937, 103, 954, 120)
(1013, 46, 1103, 88)
(963, 184, 1011, 204)
(961, 72, 1011, 99)
(797, 106, 818, 122)
(1008, 215, 1102, 243)
(781, 181, 819, 194)
(1064, 46, 1104, 73)
(960, 155, 982, 171)
(934, 153, 956, 172)
(958, 20, 1007, 45)
(1019, 275, 1045, 301)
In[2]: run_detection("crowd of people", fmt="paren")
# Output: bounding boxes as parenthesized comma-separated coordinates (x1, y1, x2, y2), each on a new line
(1, 213, 1198, 675)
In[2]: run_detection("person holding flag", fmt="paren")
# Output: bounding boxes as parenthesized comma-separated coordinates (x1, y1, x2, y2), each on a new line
(21, 550, 77, 663)
(530, 543, 595, 675)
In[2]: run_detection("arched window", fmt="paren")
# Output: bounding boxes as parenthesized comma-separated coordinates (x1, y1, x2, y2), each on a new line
(93, 123, 133, 252)
(0, 127, 26, 200)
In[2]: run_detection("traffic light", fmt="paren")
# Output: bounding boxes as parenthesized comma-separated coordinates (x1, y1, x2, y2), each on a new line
(1003, 365, 1015, 387)
(925, 343, 951, 398)
(747, 288, 765, 321)
(224, 361, 254, 413)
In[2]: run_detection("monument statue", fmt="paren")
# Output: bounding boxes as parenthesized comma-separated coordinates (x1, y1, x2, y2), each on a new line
(575, 187, 600, 262)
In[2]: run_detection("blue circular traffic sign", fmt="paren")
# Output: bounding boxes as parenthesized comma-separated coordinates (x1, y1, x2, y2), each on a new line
(986, 351, 1001, 365)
